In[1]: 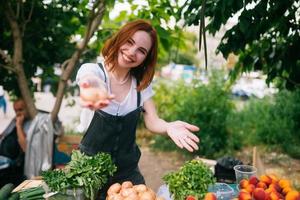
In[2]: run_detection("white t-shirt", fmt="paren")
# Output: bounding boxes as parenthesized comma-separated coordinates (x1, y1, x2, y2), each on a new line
(0, 85, 4, 96)
(76, 62, 154, 132)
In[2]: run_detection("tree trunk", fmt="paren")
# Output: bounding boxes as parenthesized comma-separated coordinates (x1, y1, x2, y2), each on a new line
(4, 2, 38, 119)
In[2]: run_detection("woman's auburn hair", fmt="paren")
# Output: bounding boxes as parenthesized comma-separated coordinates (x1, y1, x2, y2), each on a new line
(102, 19, 158, 91)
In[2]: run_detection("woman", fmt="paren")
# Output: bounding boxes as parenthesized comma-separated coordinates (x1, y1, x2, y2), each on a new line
(76, 19, 200, 199)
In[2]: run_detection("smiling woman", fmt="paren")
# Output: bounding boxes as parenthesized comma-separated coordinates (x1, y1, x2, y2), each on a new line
(76, 19, 200, 200)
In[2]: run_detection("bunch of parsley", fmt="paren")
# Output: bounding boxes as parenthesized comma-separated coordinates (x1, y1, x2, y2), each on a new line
(163, 160, 216, 200)
(42, 150, 117, 200)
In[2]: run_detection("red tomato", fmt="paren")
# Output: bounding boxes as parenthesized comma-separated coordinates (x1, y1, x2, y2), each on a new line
(186, 195, 197, 200)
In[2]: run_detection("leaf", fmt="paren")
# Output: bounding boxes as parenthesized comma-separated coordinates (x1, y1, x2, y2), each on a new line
(42, 150, 117, 199)
(163, 160, 216, 200)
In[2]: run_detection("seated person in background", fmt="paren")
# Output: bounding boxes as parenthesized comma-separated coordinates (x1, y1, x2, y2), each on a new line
(0, 99, 31, 187)
(0, 98, 70, 186)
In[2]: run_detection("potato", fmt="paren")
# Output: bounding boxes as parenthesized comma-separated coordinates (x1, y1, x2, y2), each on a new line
(121, 181, 133, 189)
(106, 193, 123, 200)
(120, 188, 136, 197)
(133, 184, 147, 193)
(147, 188, 156, 197)
(123, 192, 139, 200)
(139, 191, 156, 200)
(107, 183, 122, 196)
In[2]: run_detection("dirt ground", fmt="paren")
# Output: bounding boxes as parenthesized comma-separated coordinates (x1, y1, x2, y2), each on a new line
(139, 146, 189, 193)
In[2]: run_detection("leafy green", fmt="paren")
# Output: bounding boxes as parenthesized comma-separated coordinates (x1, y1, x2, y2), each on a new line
(163, 160, 216, 200)
(42, 150, 117, 200)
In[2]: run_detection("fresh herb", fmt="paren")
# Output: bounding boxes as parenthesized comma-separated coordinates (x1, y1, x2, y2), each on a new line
(163, 160, 216, 200)
(42, 150, 117, 200)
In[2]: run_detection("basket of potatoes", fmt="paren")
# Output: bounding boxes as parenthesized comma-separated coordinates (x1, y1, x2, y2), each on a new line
(106, 181, 165, 200)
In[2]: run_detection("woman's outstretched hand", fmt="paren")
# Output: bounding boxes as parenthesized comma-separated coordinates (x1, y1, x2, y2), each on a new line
(79, 75, 115, 110)
(167, 121, 200, 152)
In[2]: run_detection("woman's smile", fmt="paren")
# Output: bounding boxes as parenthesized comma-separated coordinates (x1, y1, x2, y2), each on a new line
(118, 30, 152, 69)
(121, 51, 134, 63)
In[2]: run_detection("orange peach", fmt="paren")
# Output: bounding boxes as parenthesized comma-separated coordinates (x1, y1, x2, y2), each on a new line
(260, 175, 272, 186)
(265, 188, 273, 195)
(238, 191, 252, 200)
(278, 179, 291, 189)
(249, 176, 259, 186)
(239, 189, 249, 193)
(256, 181, 268, 190)
(268, 174, 279, 184)
(253, 188, 268, 200)
(269, 192, 280, 200)
(245, 184, 256, 194)
(282, 187, 293, 195)
(239, 179, 250, 189)
(285, 190, 300, 200)
(204, 192, 217, 200)
(268, 183, 282, 193)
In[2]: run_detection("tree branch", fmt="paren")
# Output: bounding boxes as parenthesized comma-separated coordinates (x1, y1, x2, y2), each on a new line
(60, 59, 70, 72)
(0, 63, 16, 72)
(0, 49, 13, 65)
(22, 1, 34, 36)
(51, 0, 106, 122)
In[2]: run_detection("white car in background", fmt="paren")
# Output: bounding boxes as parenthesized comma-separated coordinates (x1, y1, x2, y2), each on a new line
(231, 72, 278, 99)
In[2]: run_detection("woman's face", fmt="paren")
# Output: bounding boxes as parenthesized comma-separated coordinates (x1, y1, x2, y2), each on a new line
(117, 30, 152, 69)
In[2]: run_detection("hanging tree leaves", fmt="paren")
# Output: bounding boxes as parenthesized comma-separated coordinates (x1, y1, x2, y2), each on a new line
(180, 0, 300, 90)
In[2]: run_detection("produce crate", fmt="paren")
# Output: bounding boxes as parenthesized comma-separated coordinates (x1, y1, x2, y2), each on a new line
(13, 179, 44, 193)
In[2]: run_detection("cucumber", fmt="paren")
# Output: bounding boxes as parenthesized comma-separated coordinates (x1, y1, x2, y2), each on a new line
(0, 183, 15, 200)
(18, 186, 45, 200)
(8, 192, 19, 200)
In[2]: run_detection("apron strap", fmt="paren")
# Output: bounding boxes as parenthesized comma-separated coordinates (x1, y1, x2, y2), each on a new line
(136, 80, 141, 108)
(98, 63, 107, 83)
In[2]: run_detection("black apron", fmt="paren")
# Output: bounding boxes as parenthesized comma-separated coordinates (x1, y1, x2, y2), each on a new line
(79, 64, 145, 200)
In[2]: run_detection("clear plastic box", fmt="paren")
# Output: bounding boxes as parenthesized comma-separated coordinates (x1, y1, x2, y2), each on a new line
(208, 183, 234, 200)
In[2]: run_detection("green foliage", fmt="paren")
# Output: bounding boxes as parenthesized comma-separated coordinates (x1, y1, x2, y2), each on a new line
(180, 0, 300, 90)
(0, 1, 98, 96)
(163, 159, 216, 200)
(227, 89, 300, 158)
(226, 98, 273, 146)
(152, 70, 233, 158)
(165, 31, 200, 66)
(42, 150, 117, 200)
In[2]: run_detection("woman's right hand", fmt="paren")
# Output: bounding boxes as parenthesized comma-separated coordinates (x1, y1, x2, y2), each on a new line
(79, 75, 114, 110)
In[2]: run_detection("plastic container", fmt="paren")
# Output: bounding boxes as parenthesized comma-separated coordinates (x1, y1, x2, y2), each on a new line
(47, 188, 87, 200)
(233, 164, 257, 185)
(208, 183, 234, 200)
